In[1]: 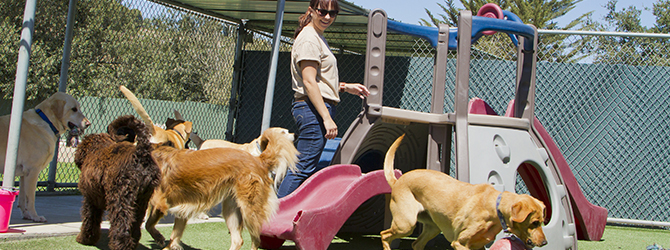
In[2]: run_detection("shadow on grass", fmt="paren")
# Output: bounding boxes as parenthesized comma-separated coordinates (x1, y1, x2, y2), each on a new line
(87, 229, 202, 250)
(275, 233, 453, 250)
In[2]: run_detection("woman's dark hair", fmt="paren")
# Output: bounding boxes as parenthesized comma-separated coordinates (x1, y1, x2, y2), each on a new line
(294, 0, 340, 38)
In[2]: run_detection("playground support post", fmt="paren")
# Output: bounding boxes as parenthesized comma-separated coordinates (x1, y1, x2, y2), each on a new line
(453, 11, 473, 182)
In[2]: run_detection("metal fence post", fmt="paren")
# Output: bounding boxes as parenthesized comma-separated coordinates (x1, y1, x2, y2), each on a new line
(260, 0, 285, 133)
(225, 20, 246, 142)
(47, 0, 77, 192)
(2, 0, 37, 190)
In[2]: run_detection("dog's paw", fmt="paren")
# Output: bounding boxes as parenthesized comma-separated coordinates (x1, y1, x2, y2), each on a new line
(23, 214, 47, 222)
(164, 243, 184, 250)
(153, 237, 167, 248)
(75, 233, 97, 246)
(196, 212, 210, 220)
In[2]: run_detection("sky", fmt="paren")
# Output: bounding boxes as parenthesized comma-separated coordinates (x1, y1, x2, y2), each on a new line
(347, 0, 656, 29)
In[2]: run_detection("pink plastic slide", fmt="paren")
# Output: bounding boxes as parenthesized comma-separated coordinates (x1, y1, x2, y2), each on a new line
(260, 164, 402, 250)
(469, 98, 607, 241)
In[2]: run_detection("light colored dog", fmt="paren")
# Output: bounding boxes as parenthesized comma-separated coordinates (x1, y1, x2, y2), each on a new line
(381, 134, 548, 250)
(0, 92, 90, 222)
(191, 127, 296, 188)
(119, 85, 192, 149)
(144, 132, 299, 250)
(197, 127, 293, 154)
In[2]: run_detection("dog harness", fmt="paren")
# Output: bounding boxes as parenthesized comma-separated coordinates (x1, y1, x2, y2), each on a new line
(35, 109, 59, 135)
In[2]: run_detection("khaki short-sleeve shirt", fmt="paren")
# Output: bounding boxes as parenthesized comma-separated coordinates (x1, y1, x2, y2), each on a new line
(291, 26, 340, 103)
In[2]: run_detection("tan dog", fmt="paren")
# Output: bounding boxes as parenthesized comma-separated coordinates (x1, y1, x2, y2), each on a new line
(193, 127, 296, 188)
(197, 127, 294, 154)
(119, 85, 192, 149)
(381, 134, 548, 250)
(145, 132, 298, 250)
(0, 92, 90, 222)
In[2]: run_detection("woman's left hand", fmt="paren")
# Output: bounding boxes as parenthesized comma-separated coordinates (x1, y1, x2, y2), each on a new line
(342, 83, 370, 99)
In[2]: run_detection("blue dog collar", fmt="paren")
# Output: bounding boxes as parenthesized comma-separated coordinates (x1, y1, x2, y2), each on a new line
(35, 109, 59, 135)
(496, 192, 512, 234)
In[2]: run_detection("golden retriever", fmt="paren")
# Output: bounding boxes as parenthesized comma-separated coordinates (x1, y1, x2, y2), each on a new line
(0, 92, 90, 222)
(119, 85, 192, 149)
(381, 134, 548, 250)
(145, 131, 298, 250)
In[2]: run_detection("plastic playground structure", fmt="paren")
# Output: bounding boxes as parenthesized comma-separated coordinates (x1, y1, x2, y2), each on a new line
(260, 4, 607, 250)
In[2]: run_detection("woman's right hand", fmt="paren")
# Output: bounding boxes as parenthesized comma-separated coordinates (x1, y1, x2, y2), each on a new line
(324, 118, 338, 139)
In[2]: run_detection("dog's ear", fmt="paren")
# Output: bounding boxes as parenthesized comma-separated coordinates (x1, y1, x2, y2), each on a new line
(189, 131, 205, 149)
(259, 132, 269, 151)
(174, 110, 184, 120)
(165, 118, 179, 129)
(510, 199, 535, 225)
(183, 121, 193, 133)
(49, 96, 67, 118)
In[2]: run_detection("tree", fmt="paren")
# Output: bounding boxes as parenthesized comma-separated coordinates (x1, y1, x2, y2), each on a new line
(1, 0, 237, 105)
(0, 0, 70, 100)
(590, 0, 670, 66)
(419, 0, 595, 62)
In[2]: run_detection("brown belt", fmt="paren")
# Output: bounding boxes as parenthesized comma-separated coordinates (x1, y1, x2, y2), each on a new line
(295, 96, 338, 106)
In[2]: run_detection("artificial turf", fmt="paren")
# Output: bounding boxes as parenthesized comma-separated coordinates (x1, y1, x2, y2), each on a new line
(0, 224, 667, 249)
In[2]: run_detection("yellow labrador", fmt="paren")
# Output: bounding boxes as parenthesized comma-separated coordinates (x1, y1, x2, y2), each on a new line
(0, 92, 90, 222)
(381, 134, 548, 250)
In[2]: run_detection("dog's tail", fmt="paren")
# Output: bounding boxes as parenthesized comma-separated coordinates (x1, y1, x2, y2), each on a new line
(107, 115, 153, 152)
(384, 134, 405, 187)
(189, 131, 205, 150)
(119, 85, 156, 136)
(257, 130, 299, 190)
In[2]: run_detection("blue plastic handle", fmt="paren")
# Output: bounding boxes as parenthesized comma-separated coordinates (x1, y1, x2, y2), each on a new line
(386, 11, 534, 50)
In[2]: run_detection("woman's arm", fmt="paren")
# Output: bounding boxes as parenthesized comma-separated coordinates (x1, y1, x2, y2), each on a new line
(300, 60, 338, 139)
(340, 82, 370, 99)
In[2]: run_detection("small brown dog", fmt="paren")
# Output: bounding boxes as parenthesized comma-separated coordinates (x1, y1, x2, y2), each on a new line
(75, 115, 160, 250)
(381, 134, 548, 250)
(119, 85, 192, 149)
(145, 130, 298, 250)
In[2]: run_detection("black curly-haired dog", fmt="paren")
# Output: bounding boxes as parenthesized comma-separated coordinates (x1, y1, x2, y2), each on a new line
(74, 115, 161, 250)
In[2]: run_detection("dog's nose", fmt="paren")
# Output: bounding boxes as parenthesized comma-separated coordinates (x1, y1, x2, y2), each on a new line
(530, 239, 548, 247)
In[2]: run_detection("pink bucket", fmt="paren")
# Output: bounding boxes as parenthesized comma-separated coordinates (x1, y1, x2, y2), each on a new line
(0, 189, 18, 233)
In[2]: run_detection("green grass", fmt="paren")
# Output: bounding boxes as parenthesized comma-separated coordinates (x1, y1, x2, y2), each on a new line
(0, 224, 667, 250)
(0, 162, 81, 184)
(36, 162, 79, 183)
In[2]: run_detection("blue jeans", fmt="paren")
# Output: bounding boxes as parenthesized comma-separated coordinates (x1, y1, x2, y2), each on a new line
(277, 100, 336, 198)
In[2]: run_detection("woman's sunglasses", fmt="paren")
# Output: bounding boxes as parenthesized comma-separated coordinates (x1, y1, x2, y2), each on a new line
(315, 8, 339, 17)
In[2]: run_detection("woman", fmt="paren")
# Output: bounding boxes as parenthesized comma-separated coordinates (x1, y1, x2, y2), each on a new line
(277, 0, 370, 198)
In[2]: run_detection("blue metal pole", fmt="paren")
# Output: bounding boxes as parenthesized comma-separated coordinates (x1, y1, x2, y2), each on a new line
(2, 0, 37, 190)
(260, 0, 285, 133)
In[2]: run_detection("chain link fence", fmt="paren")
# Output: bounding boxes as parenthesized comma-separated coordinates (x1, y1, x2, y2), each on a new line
(2, 0, 667, 224)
